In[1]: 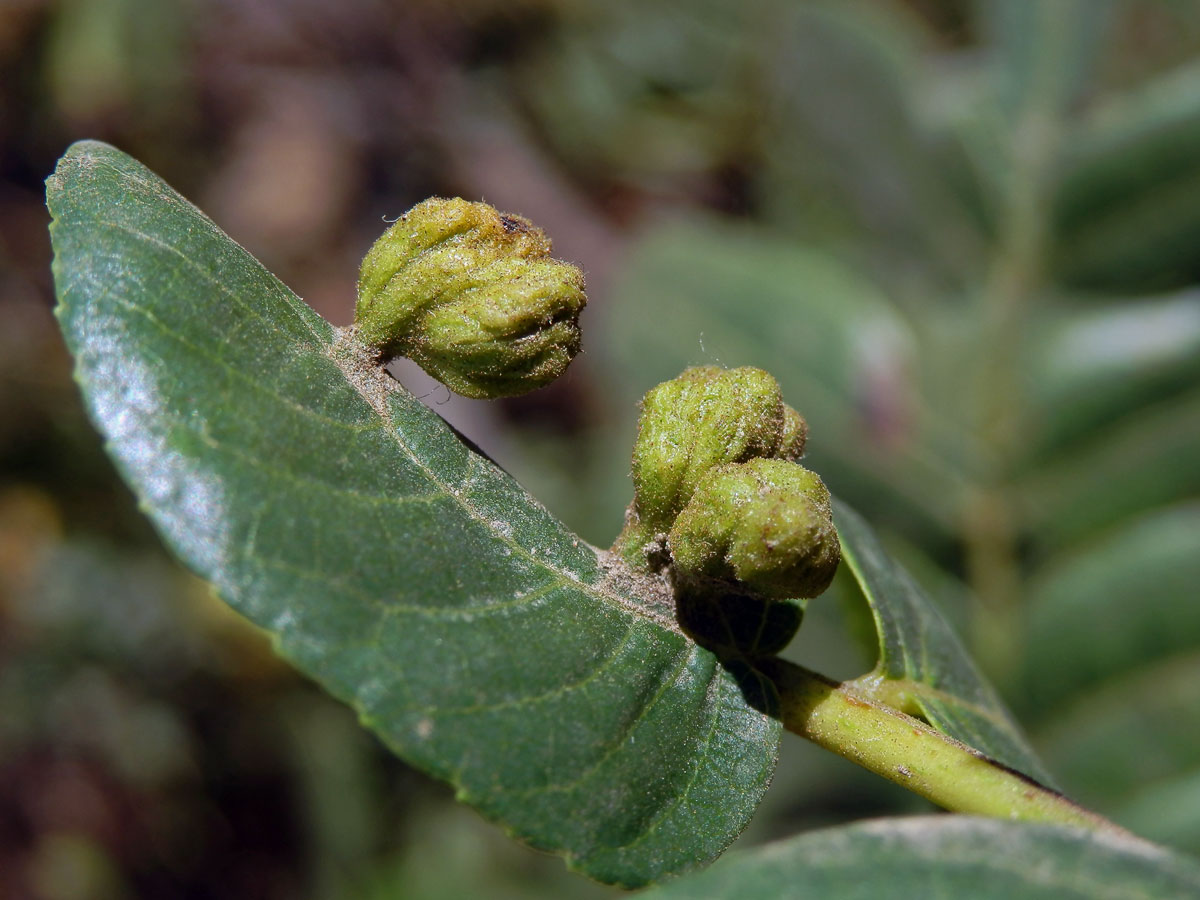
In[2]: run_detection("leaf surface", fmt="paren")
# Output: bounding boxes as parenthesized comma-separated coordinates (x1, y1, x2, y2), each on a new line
(47, 140, 779, 888)
(834, 501, 1053, 784)
(641, 816, 1200, 899)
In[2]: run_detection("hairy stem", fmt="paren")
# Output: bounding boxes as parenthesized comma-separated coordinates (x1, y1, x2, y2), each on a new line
(763, 659, 1125, 834)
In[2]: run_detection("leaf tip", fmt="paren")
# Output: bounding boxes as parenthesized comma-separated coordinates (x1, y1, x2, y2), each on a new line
(46, 139, 125, 213)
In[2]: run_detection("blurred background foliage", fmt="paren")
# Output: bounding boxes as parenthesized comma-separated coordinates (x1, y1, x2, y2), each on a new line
(2, 0, 1199, 896)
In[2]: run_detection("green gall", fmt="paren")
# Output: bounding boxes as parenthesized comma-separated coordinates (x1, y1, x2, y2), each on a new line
(354, 197, 586, 398)
(628, 366, 795, 539)
(611, 365, 831, 655)
(779, 403, 808, 461)
(668, 458, 840, 600)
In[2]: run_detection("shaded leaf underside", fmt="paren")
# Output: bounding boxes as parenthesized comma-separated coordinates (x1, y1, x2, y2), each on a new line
(47, 140, 778, 888)
(834, 502, 1054, 785)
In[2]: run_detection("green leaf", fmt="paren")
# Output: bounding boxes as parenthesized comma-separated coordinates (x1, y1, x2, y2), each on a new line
(834, 501, 1053, 785)
(1023, 387, 1200, 551)
(976, 0, 1115, 115)
(759, 4, 988, 291)
(1114, 772, 1200, 857)
(1026, 291, 1200, 455)
(46, 140, 779, 888)
(514, 0, 754, 184)
(640, 816, 1200, 899)
(1022, 505, 1200, 715)
(1051, 61, 1200, 292)
(1040, 654, 1200, 852)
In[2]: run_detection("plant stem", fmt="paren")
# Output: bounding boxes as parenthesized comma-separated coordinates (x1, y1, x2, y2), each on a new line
(966, 6, 1076, 683)
(762, 659, 1126, 834)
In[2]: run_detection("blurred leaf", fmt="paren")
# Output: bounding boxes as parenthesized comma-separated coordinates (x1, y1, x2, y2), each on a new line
(1039, 654, 1200, 852)
(45, 0, 190, 125)
(14, 538, 209, 675)
(640, 816, 1200, 899)
(1023, 387, 1200, 550)
(282, 699, 383, 900)
(1051, 61, 1200, 292)
(48, 140, 779, 888)
(975, 0, 1116, 114)
(835, 501, 1052, 785)
(1022, 504, 1200, 714)
(1026, 289, 1200, 453)
(28, 832, 129, 900)
(605, 217, 966, 542)
(760, 4, 987, 292)
(357, 799, 618, 900)
(1113, 770, 1200, 855)
(514, 0, 757, 185)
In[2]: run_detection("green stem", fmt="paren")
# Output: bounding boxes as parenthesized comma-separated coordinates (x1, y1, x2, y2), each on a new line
(966, 6, 1076, 683)
(762, 659, 1126, 834)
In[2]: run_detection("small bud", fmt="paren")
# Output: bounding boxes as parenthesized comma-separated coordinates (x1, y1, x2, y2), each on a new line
(628, 366, 790, 538)
(354, 197, 586, 398)
(668, 458, 840, 600)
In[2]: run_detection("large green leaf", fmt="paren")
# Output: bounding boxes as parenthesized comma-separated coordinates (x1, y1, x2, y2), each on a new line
(47, 140, 779, 888)
(834, 502, 1053, 785)
(641, 816, 1200, 899)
